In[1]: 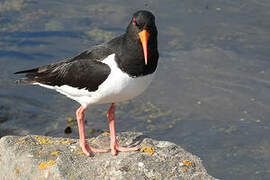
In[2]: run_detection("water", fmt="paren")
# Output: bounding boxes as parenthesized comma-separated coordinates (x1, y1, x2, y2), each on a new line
(1, 0, 270, 179)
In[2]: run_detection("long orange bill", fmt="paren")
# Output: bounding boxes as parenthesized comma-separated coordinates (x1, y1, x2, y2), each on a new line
(138, 30, 150, 65)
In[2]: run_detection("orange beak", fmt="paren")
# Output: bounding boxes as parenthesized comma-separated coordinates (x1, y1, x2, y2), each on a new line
(138, 30, 150, 65)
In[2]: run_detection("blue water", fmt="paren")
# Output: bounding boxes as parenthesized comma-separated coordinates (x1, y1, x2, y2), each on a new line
(1, 0, 270, 179)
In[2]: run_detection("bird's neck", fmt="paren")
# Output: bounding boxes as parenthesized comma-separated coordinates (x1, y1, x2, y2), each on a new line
(113, 33, 158, 77)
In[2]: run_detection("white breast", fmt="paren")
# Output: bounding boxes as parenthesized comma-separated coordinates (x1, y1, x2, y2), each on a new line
(35, 54, 155, 107)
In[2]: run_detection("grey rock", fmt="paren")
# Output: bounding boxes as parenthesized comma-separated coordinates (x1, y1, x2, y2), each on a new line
(0, 132, 217, 180)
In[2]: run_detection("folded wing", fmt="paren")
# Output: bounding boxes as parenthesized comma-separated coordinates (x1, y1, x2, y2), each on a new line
(15, 46, 113, 91)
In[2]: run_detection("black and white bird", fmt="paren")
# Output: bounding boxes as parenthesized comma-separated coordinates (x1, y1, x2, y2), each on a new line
(15, 10, 159, 156)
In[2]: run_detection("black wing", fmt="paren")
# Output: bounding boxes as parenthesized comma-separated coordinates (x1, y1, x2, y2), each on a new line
(15, 45, 114, 91)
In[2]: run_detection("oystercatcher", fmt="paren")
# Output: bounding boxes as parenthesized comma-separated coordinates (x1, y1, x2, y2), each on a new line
(15, 10, 159, 156)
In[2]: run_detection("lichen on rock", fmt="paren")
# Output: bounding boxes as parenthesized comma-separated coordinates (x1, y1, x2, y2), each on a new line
(0, 132, 217, 179)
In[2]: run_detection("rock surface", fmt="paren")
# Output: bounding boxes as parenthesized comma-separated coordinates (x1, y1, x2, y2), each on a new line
(0, 132, 217, 180)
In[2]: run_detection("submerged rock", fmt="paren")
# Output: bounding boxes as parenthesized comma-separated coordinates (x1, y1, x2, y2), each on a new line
(0, 132, 217, 179)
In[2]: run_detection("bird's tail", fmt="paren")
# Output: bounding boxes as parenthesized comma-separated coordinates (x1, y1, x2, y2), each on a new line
(14, 68, 38, 85)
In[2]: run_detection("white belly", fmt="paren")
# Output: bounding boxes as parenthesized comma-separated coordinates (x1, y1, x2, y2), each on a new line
(35, 54, 155, 107)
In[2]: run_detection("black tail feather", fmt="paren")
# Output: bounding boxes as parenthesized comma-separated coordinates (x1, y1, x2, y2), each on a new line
(14, 68, 38, 84)
(14, 68, 39, 74)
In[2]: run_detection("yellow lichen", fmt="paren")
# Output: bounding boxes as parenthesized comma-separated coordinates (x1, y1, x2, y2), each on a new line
(51, 151, 58, 155)
(35, 136, 54, 144)
(140, 147, 154, 155)
(38, 160, 56, 170)
(61, 139, 75, 144)
(21, 139, 27, 144)
(19, 137, 26, 141)
(47, 160, 56, 166)
(34, 136, 76, 145)
(78, 151, 84, 155)
(38, 162, 47, 170)
(182, 160, 193, 166)
(19, 137, 27, 144)
(103, 132, 110, 135)
(15, 168, 19, 175)
(61, 139, 70, 144)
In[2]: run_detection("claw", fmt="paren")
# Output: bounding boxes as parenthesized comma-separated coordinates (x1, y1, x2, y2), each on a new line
(111, 144, 139, 156)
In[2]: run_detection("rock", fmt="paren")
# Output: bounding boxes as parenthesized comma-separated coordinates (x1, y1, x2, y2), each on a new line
(0, 132, 217, 180)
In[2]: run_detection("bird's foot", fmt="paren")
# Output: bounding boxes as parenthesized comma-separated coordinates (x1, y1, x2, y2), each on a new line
(111, 144, 139, 156)
(80, 141, 109, 156)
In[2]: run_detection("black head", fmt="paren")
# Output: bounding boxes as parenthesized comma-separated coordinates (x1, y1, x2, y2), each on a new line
(130, 10, 157, 34)
(115, 10, 158, 77)
(126, 10, 158, 65)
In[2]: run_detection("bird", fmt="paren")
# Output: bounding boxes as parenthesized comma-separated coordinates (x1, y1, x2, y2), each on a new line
(15, 10, 159, 156)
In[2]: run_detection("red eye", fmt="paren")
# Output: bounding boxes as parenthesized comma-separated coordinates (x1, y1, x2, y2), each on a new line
(132, 17, 136, 25)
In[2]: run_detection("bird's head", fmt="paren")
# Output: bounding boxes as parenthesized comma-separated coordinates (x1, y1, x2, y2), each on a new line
(127, 10, 157, 66)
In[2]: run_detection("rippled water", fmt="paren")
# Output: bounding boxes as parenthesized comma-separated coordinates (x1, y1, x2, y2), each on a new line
(1, 0, 270, 179)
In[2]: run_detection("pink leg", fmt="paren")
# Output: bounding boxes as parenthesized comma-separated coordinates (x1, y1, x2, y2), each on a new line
(76, 106, 109, 156)
(107, 103, 139, 155)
